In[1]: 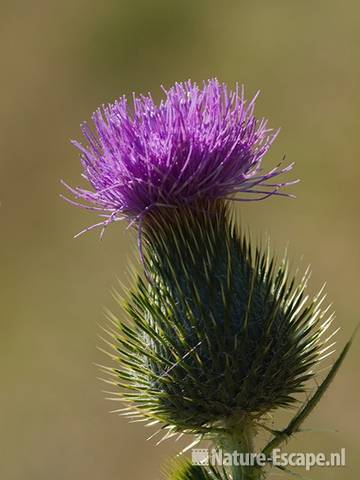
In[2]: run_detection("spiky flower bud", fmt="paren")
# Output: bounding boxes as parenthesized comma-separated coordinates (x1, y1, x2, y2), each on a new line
(106, 201, 333, 435)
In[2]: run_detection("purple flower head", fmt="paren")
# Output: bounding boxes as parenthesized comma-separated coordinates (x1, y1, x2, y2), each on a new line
(63, 79, 294, 236)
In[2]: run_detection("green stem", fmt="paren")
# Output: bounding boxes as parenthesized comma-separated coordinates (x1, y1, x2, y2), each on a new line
(220, 418, 263, 480)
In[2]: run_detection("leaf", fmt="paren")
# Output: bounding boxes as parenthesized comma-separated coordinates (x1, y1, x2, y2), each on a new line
(168, 461, 229, 480)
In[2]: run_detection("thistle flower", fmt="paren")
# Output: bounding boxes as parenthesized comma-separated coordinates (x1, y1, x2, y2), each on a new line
(65, 80, 354, 480)
(63, 79, 293, 235)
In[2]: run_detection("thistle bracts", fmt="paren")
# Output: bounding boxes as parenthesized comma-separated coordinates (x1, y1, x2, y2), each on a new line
(102, 202, 334, 435)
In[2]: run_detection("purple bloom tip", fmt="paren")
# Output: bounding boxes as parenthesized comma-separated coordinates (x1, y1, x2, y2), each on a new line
(63, 79, 294, 236)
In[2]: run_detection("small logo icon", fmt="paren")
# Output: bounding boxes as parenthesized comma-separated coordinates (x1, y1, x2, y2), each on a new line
(192, 449, 209, 466)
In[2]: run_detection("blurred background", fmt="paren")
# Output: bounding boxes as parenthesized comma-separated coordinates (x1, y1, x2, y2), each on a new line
(0, 0, 359, 478)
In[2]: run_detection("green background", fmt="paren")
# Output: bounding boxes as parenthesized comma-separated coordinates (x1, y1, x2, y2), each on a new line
(0, 1, 359, 478)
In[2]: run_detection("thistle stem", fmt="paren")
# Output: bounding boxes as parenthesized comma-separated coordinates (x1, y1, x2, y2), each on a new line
(221, 418, 262, 480)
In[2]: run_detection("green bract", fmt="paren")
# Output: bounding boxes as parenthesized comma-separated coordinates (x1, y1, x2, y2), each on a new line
(103, 202, 334, 434)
